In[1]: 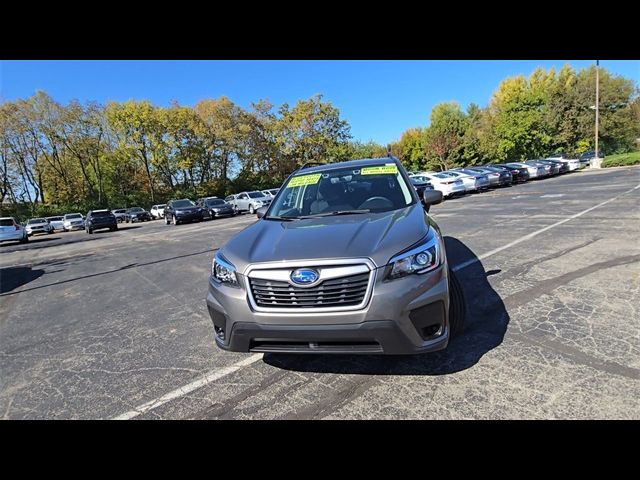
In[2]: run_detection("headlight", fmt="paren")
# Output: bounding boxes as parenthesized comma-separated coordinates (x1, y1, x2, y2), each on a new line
(211, 252, 238, 286)
(254, 201, 263, 206)
(387, 230, 442, 280)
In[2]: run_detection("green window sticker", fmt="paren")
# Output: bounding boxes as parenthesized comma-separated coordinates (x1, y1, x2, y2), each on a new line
(361, 164, 398, 175)
(287, 173, 322, 188)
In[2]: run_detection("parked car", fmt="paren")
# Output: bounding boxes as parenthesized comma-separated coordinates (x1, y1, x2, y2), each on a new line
(150, 204, 166, 220)
(25, 218, 53, 236)
(440, 170, 482, 193)
(414, 173, 465, 198)
(164, 198, 203, 225)
(85, 209, 118, 234)
(409, 176, 434, 198)
(46, 216, 65, 231)
(477, 166, 513, 186)
(537, 159, 567, 174)
(112, 209, 128, 223)
(455, 169, 491, 190)
(547, 155, 580, 171)
(63, 213, 85, 231)
(227, 191, 273, 214)
(525, 160, 552, 177)
(493, 164, 530, 183)
(125, 207, 152, 223)
(0, 217, 29, 244)
(207, 157, 463, 354)
(261, 188, 280, 198)
(579, 150, 604, 166)
(465, 167, 502, 187)
(197, 197, 235, 219)
(507, 162, 543, 179)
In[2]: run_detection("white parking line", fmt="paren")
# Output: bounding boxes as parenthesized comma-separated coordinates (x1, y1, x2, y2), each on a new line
(113, 353, 263, 420)
(452, 183, 640, 272)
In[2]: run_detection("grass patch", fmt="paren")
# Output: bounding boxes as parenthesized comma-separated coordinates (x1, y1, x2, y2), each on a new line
(601, 151, 640, 168)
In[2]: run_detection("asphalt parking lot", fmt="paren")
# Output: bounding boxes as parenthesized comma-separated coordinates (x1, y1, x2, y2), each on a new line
(1, 166, 639, 419)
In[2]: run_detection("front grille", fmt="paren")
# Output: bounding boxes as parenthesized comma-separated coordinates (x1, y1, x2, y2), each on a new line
(250, 272, 370, 309)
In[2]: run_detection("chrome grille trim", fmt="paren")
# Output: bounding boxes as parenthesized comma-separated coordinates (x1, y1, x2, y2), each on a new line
(244, 258, 376, 313)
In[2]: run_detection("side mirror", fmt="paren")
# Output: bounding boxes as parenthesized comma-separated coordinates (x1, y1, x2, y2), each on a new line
(421, 189, 443, 212)
(256, 206, 268, 219)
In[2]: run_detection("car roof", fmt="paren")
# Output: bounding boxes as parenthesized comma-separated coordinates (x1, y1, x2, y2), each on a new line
(295, 157, 400, 174)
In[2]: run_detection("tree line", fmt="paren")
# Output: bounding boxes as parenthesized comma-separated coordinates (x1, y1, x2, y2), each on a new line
(1, 64, 638, 218)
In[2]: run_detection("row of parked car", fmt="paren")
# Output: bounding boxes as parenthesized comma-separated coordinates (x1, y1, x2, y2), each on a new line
(0, 188, 283, 245)
(406, 154, 586, 199)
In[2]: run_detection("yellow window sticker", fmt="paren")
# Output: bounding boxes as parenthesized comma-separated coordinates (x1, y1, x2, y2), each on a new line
(287, 173, 321, 188)
(361, 164, 398, 175)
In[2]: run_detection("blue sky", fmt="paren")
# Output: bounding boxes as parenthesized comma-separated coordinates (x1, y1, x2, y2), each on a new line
(1, 60, 638, 145)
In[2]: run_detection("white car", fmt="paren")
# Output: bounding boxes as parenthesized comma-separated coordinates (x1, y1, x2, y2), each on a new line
(413, 173, 465, 198)
(261, 188, 280, 198)
(25, 218, 53, 236)
(63, 213, 85, 231)
(150, 204, 166, 220)
(0, 217, 29, 244)
(440, 170, 479, 192)
(46, 216, 65, 231)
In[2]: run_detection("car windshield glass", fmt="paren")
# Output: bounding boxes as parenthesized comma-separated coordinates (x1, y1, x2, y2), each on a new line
(267, 163, 413, 219)
(92, 211, 112, 217)
(172, 200, 195, 208)
(129, 208, 143, 212)
(247, 192, 264, 199)
(48, 217, 63, 221)
(156, 204, 166, 208)
(66, 214, 82, 219)
(206, 199, 225, 206)
(433, 173, 451, 179)
(0, 219, 15, 226)
(28, 218, 46, 224)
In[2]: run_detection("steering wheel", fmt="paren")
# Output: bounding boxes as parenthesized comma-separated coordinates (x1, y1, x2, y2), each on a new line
(359, 196, 394, 210)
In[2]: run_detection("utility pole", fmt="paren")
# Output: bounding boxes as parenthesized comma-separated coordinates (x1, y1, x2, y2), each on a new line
(593, 60, 602, 168)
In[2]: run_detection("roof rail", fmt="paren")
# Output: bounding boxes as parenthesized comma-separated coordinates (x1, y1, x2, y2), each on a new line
(295, 161, 327, 172)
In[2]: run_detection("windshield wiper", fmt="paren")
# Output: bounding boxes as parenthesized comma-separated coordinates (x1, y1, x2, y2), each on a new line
(298, 209, 371, 219)
(264, 216, 300, 222)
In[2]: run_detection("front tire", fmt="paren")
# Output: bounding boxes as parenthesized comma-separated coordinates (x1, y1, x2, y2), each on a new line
(249, 204, 255, 214)
(448, 267, 466, 336)
(165, 215, 170, 225)
(20, 235, 29, 244)
(173, 215, 179, 225)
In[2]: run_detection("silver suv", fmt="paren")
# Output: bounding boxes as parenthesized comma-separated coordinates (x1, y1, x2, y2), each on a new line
(227, 191, 272, 214)
(207, 157, 463, 354)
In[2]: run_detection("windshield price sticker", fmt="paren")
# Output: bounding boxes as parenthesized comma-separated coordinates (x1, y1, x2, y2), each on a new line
(361, 164, 398, 175)
(288, 173, 322, 187)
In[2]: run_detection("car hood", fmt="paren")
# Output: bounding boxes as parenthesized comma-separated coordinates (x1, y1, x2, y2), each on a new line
(221, 204, 430, 272)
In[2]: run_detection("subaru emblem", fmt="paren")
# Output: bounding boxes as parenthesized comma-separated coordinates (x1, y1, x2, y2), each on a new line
(290, 269, 319, 286)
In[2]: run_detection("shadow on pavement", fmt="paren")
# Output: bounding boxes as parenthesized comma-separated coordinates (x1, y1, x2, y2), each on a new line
(0, 266, 45, 294)
(263, 236, 509, 375)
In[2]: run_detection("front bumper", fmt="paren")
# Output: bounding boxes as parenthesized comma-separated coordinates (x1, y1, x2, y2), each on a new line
(26, 227, 50, 235)
(211, 209, 234, 217)
(175, 212, 203, 222)
(65, 223, 84, 230)
(206, 264, 450, 355)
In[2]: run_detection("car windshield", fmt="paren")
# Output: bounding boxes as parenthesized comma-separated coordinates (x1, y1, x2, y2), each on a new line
(411, 176, 430, 182)
(173, 200, 195, 208)
(48, 217, 63, 221)
(155, 204, 166, 208)
(129, 207, 144, 212)
(267, 163, 413, 219)
(28, 218, 46, 224)
(410, 177, 428, 184)
(66, 214, 82, 219)
(92, 211, 112, 217)
(206, 199, 225, 206)
(247, 192, 264, 199)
